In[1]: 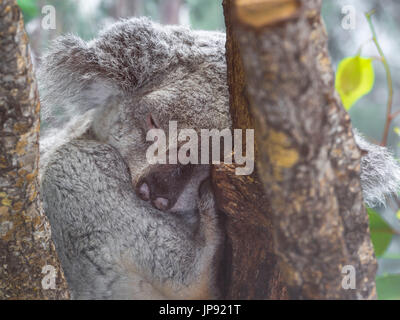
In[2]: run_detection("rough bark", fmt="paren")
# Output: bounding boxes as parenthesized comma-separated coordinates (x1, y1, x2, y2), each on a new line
(221, 0, 377, 299)
(0, 0, 69, 299)
(211, 0, 288, 300)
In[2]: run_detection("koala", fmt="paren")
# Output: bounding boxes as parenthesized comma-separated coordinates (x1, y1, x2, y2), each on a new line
(38, 17, 400, 299)
(38, 18, 230, 299)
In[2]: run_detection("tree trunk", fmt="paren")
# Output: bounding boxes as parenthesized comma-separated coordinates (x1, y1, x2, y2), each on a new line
(159, 0, 182, 25)
(211, 0, 288, 300)
(219, 0, 377, 299)
(0, 0, 69, 299)
(109, 0, 143, 19)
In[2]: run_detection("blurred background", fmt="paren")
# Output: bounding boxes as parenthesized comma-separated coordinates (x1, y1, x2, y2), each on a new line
(17, 0, 400, 298)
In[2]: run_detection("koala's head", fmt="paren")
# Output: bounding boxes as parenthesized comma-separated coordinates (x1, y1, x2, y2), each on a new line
(39, 18, 231, 213)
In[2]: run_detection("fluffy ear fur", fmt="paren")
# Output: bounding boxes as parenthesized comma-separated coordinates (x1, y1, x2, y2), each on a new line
(38, 34, 116, 127)
(354, 130, 400, 207)
(37, 17, 212, 130)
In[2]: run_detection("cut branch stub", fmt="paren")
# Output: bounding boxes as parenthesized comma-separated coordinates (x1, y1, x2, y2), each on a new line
(235, 0, 301, 28)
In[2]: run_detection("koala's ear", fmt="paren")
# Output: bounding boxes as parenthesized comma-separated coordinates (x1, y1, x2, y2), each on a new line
(37, 34, 116, 125)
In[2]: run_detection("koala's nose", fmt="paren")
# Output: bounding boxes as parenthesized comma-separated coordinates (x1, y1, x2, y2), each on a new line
(136, 180, 172, 211)
(136, 179, 172, 211)
(135, 164, 193, 212)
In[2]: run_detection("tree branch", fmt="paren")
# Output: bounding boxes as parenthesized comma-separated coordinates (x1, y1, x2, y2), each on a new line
(0, 0, 69, 299)
(365, 10, 394, 147)
(226, 0, 377, 299)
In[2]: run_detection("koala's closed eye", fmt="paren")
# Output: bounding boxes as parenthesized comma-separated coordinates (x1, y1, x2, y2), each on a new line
(146, 113, 159, 130)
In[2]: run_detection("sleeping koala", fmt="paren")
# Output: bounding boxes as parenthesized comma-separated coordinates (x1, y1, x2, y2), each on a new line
(38, 17, 400, 299)
(39, 18, 230, 299)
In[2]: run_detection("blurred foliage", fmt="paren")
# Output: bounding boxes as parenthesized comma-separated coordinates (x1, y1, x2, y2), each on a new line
(376, 274, 400, 299)
(17, 0, 38, 23)
(368, 208, 394, 257)
(186, 0, 225, 31)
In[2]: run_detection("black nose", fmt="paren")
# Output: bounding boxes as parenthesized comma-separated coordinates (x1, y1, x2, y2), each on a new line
(135, 164, 193, 212)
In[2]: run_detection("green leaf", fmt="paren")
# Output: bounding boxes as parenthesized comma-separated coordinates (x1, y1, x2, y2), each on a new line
(381, 253, 400, 259)
(367, 208, 394, 257)
(335, 56, 375, 110)
(376, 274, 400, 300)
(17, 0, 39, 23)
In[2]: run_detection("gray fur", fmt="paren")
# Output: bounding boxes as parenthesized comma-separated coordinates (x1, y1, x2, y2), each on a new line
(354, 130, 400, 207)
(39, 18, 229, 299)
(42, 140, 219, 299)
(38, 17, 400, 299)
